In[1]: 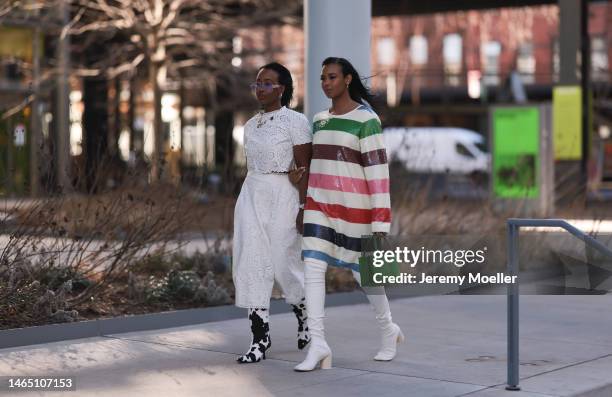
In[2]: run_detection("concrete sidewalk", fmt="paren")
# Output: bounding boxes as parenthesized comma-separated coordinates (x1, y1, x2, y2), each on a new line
(1, 295, 612, 397)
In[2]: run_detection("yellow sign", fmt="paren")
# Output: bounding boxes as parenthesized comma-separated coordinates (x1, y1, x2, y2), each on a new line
(553, 86, 582, 160)
(0, 27, 34, 62)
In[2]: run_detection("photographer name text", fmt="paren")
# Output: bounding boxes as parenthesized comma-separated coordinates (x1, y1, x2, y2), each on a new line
(373, 272, 517, 285)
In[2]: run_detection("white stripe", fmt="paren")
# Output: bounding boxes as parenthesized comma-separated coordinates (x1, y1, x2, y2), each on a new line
(304, 209, 372, 238)
(310, 159, 363, 179)
(308, 187, 370, 209)
(350, 109, 380, 123)
(310, 159, 362, 179)
(310, 159, 388, 181)
(370, 194, 391, 214)
(372, 221, 391, 234)
(313, 109, 379, 127)
(346, 108, 380, 123)
(371, 193, 391, 208)
(360, 134, 386, 153)
(313, 130, 360, 150)
(364, 164, 390, 181)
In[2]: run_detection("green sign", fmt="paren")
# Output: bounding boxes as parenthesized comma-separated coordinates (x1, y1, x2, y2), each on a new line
(493, 107, 539, 198)
(553, 86, 582, 160)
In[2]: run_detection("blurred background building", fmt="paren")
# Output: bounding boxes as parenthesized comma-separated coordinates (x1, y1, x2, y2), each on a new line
(1, 0, 611, 203)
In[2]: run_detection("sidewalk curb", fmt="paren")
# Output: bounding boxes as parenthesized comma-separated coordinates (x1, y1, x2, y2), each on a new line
(0, 291, 368, 350)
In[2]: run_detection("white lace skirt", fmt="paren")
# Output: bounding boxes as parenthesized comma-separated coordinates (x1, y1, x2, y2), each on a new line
(232, 172, 305, 308)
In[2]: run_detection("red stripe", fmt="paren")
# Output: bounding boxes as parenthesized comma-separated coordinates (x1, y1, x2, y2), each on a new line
(309, 173, 389, 194)
(372, 207, 392, 223)
(305, 197, 391, 224)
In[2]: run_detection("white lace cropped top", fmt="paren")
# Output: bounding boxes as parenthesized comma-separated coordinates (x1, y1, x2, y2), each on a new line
(243, 106, 312, 173)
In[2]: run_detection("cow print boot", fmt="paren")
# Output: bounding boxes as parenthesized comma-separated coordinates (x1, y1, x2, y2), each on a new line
(291, 298, 311, 350)
(237, 308, 271, 363)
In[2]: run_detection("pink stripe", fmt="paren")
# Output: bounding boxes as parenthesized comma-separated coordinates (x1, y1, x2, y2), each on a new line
(367, 178, 390, 194)
(309, 173, 389, 194)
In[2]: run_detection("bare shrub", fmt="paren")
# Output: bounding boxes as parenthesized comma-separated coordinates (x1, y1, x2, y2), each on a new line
(0, 182, 192, 329)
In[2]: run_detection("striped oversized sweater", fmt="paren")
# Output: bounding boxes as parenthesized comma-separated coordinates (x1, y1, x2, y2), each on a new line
(302, 105, 391, 272)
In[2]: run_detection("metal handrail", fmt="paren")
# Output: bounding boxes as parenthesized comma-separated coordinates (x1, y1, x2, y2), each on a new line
(506, 218, 612, 391)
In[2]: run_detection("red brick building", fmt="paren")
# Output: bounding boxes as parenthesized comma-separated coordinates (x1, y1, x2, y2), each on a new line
(238, 3, 611, 107)
(370, 3, 611, 104)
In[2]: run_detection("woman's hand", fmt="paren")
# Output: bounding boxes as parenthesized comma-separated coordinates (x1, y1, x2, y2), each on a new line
(289, 166, 306, 185)
(296, 208, 304, 234)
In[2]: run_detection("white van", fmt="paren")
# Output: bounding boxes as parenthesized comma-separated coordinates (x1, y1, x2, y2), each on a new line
(383, 127, 490, 175)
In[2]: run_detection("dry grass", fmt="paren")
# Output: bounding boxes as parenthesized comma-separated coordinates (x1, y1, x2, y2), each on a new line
(11, 185, 235, 238)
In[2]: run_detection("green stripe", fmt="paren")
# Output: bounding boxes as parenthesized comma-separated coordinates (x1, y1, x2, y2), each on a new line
(359, 118, 382, 139)
(313, 118, 362, 137)
(313, 117, 382, 140)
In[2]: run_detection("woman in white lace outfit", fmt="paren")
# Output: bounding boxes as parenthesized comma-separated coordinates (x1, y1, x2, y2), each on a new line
(233, 62, 313, 363)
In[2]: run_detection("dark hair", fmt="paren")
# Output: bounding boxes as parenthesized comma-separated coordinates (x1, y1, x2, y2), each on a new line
(322, 57, 375, 109)
(259, 62, 294, 107)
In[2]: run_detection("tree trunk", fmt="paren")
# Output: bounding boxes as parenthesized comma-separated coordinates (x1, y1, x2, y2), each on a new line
(128, 76, 136, 158)
(213, 77, 235, 193)
(83, 77, 109, 192)
(56, 0, 72, 193)
(215, 110, 234, 193)
(107, 77, 120, 158)
(149, 60, 164, 182)
(178, 77, 185, 181)
(29, 27, 41, 196)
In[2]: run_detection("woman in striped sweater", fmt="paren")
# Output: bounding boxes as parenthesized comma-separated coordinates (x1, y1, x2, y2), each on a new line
(294, 57, 404, 372)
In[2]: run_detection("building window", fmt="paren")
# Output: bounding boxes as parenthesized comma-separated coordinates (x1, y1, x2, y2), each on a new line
(409, 35, 428, 67)
(443, 34, 462, 86)
(231, 36, 242, 68)
(517, 43, 536, 84)
(591, 37, 608, 82)
(377, 37, 398, 106)
(377, 37, 396, 67)
(482, 41, 501, 85)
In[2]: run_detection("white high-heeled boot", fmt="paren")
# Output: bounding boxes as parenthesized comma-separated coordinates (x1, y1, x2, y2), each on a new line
(294, 260, 332, 371)
(353, 270, 404, 361)
(366, 294, 404, 361)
